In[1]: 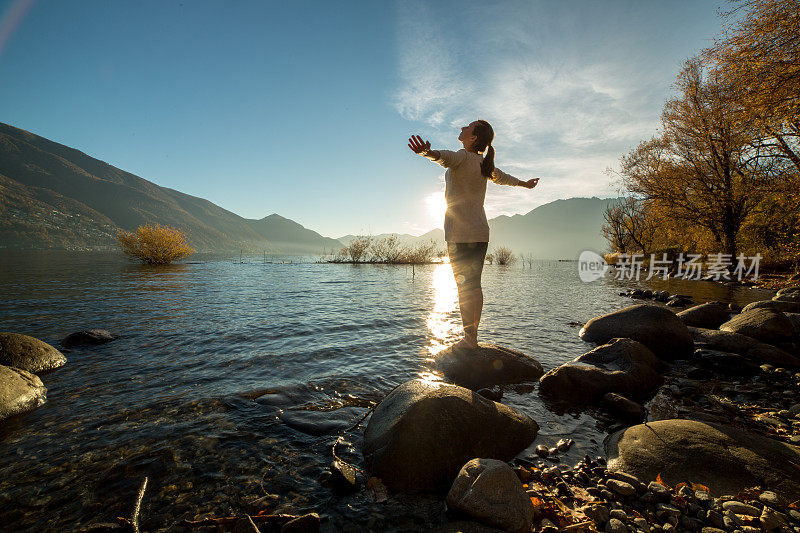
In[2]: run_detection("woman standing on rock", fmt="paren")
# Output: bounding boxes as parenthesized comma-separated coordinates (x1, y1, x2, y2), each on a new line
(408, 120, 539, 349)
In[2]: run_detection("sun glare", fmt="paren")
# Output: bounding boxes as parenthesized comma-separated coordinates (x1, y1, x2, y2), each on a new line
(424, 191, 446, 230)
(425, 263, 460, 357)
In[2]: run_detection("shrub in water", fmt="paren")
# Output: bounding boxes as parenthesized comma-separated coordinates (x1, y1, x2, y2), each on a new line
(117, 223, 195, 265)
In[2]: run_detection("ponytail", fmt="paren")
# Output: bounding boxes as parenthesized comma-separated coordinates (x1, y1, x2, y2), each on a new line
(473, 119, 495, 178)
(481, 144, 495, 178)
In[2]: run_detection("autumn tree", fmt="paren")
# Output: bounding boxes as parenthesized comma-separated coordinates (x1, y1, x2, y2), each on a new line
(618, 59, 769, 262)
(703, 0, 800, 171)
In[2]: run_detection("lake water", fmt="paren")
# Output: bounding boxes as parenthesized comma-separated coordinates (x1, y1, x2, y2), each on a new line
(0, 251, 776, 531)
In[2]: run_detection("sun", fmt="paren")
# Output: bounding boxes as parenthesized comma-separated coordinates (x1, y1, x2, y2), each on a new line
(424, 191, 446, 229)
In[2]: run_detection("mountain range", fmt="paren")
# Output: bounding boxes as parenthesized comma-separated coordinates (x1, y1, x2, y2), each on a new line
(0, 122, 618, 258)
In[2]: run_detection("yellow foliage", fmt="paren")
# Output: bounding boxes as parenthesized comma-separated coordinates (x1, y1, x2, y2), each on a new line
(117, 223, 195, 264)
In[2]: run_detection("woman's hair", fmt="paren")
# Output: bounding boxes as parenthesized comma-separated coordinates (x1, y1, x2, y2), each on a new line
(472, 119, 495, 178)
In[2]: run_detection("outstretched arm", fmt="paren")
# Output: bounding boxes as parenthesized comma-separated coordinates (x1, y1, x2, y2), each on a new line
(491, 167, 540, 189)
(408, 134, 467, 168)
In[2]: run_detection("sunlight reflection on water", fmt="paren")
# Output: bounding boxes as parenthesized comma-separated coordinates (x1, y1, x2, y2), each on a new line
(425, 263, 461, 357)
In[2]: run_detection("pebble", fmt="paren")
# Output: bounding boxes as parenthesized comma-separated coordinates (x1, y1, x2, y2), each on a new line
(788, 509, 800, 523)
(606, 518, 628, 533)
(648, 482, 671, 500)
(701, 528, 726, 533)
(535, 445, 549, 457)
(695, 491, 712, 505)
(722, 501, 761, 517)
(557, 438, 574, 452)
(789, 404, 800, 415)
(610, 509, 628, 522)
(612, 471, 642, 488)
(633, 517, 649, 532)
(657, 504, 681, 519)
(582, 503, 610, 524)
(607, 479, 637, 497)
(760, 506, 787, 530)
(759, 491, 787, 509)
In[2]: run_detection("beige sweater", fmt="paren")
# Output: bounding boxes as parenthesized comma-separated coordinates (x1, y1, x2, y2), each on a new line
(424, 148, 522, 242)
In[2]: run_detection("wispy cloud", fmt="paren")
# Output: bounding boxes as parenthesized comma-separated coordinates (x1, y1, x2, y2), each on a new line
(394, 0, 676, 220)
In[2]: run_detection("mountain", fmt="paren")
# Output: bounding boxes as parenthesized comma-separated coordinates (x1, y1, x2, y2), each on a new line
(338, 198, 618, 260)
(0, 122, 340, 253)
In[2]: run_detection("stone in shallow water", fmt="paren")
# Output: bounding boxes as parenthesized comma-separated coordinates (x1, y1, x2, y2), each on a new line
(719, 308, 795, 345)
(539, 338, 662, 404)
(61, 329, 117, 347)
(434, 342, 543, 390)
(0, 365, 47, 421)
(578, 304, 694, 360)
(0, 332, 66, 373)
(677, 302, 732, 329)
(362, 379, 538, 491)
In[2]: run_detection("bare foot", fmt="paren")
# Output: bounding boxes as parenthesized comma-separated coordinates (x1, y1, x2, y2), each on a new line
(453, 337, 478, 350)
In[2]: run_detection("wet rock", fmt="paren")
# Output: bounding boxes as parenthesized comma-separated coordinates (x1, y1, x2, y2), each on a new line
(556, 438, 573, 452)
(610, 509, 628, 522)
(719, 308, 795, 345)
(0, 332, 66, 373)
(579, 304, 694, 360)
(476, 386, 503, 402)
(429, 521, 506, 533)
(362, 379, 538, 491)
(279, 512, 320, 533)
(687, 327, 799, 366)
(330, 459, 359, 493)
(435, 343, 543, 390)
(278, 407, 358, 436)
(60, 329, 117, 347)
(677, 303, 732, 329)
(602, 392, 645, 420)
(446, 458, 533, 533)
(535, 445, 549, 458)
(605, 419, 800, 500)
(539, 338, 662, 404)
(774, 291, 800, 303)
(777, 287, 800, 297)
(743, 343, 800, 367)
(0, 365, 47, 421)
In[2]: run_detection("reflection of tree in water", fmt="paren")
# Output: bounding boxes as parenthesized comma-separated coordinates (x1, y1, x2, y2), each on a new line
(121, 263, 193, 332)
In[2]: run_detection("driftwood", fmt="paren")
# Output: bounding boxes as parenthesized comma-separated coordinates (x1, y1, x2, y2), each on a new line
(177, 513, 303, 528)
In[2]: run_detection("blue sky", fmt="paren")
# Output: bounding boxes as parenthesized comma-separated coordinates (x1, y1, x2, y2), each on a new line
(0, 0, 728, 237)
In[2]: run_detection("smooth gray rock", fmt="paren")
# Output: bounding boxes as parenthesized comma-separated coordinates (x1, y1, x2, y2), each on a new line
(742, 300, 800, 314)
(606, 479, 636, 496)
(446, 458, 533, 533)
(0, 332, 66, 373)
(678, 302, 732, 329)
(539, 338, 662, 403)
(722, 501, 760, 517)
(0, 365, 47, 421)
(719, 308, 795, 345)
(363, 379, 539, 491)
(435, 343, 543, 390)
(605, 419, 800, 500)
(579, 304, 693, 360)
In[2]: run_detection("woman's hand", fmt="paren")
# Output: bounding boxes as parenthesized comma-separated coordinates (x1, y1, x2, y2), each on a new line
(408, 135, 432, 155)
(522, 178, 540, 189)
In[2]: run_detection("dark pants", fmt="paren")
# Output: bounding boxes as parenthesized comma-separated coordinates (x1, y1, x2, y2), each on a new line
(447, 242, 488, 291)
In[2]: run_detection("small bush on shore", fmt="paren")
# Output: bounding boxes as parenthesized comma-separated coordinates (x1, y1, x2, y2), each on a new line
(323, 235, 443, 264)
(117, 223, 195, 265)
(493, 246, 516, 266)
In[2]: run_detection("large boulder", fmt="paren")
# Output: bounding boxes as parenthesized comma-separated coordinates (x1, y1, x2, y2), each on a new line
(579, 304, 693, 360)
(677, 302, 731, 329)
(362, 379, 539, 491)
(743, 300, 800, 314)
(434, 343, 543, 390)
(538, 338, 663, 403)
(0, 332, 66, 373)
(0, 365, 47, 421)
(605, 419, 800, 501)
(689, 327, 800, 367)
(446, 458, 533, 533)
(719, 308, 795, 345)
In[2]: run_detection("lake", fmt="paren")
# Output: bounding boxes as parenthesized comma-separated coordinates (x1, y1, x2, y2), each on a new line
(0, 250, 776, 531)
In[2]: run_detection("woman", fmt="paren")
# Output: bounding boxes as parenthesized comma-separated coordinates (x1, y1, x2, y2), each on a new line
(408, 120, 539, 349)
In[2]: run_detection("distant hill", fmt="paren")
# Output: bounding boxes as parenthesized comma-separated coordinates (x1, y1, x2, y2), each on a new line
(339, 197, 619, 260)
(0, 122, 341, 253)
